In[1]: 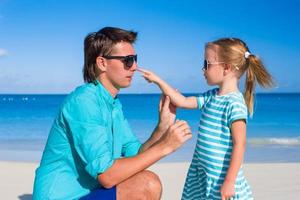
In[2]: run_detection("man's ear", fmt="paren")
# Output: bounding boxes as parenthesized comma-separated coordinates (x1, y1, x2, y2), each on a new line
(96, 57, 107, 72)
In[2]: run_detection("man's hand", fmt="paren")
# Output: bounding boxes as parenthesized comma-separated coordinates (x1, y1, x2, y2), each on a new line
(158, 120, 192, 155)
(139, 94, 177, 153)
(157, 95, 176, 134)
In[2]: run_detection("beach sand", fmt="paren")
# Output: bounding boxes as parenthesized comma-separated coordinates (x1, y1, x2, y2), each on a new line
(1, 161, 300, 200)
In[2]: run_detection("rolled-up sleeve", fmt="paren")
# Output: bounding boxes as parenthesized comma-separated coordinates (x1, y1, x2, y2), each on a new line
(62, 97, 114, 179)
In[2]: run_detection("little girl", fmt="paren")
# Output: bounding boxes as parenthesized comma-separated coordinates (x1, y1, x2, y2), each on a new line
(138, 38, 274, 200)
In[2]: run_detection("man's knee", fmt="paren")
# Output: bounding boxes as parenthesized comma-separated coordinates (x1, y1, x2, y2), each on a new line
(117, 170, 162, 200)
(140, 170, 162, 195)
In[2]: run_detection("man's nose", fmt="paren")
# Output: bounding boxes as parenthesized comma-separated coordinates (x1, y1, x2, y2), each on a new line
(131, 61, 138, 71)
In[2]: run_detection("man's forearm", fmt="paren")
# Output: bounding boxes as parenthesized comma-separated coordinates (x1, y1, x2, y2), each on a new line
(98, 141, 170, 188)
(98, 120, 192, 189)
(139, 126, 164, 153)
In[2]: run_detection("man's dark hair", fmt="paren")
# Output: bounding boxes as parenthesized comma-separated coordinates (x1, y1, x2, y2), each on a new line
(83, 27, 138, 83)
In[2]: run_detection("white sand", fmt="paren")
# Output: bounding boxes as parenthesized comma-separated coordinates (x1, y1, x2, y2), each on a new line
(150, 162, 300, 200)
(1, 161, 300, 200)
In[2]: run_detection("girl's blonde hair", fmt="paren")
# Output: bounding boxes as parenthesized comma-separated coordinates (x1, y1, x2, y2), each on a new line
(206, 38, 275, 116)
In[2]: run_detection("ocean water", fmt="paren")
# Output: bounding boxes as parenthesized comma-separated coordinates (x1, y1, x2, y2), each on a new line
(0, 93, 299, 163)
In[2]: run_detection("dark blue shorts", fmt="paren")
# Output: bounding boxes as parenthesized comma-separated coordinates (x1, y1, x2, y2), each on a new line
(80, 186, 116, 200)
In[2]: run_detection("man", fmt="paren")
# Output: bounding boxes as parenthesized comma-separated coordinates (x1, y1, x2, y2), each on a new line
(33, 27, 192, 200)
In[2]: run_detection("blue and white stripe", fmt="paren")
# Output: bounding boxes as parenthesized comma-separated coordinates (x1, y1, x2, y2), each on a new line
(182, 89, 253, 200)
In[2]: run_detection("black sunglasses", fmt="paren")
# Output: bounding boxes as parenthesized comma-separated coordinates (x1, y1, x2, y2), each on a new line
(202, 59, 225, 71)
(103, 55, 137, 68)
(202, 60, 209, 71)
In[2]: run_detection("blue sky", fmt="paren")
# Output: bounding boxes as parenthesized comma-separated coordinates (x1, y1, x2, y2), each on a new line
(0, 0, 299, 94)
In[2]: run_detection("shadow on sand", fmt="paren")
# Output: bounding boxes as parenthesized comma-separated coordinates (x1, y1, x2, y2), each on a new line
(18, 194, 32, 200)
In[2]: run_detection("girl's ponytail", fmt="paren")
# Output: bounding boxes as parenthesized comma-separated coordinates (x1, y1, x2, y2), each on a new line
(244, 55, 274, 116)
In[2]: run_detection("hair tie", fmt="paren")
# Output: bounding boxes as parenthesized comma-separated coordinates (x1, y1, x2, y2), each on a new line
(244, 51, 251, 59)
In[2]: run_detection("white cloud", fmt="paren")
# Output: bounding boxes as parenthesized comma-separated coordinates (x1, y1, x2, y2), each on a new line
(0, 48, 8, 57)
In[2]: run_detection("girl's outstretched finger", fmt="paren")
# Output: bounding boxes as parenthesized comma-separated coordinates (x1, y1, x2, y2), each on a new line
(136, 67, 146, 73)
(137, 67, 150, 75)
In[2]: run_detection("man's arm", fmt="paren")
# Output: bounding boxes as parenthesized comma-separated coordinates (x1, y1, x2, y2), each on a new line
(138, 125, 164, 153)
(98, 120, 192, 188)
(139, 95, 176, 153)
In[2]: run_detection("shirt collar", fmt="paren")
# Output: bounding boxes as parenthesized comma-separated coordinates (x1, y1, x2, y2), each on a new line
(93, 79, 122, 108)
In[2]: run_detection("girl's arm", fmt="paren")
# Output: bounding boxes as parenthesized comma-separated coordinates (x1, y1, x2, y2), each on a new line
(137, 68, 198, 109)
(220, 120, 247, 200)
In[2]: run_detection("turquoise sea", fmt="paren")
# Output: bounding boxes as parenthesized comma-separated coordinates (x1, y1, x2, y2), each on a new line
(0, 93, 299, 163)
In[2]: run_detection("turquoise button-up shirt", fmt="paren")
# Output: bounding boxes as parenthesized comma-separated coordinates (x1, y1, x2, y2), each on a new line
(33, 80, 142, 200)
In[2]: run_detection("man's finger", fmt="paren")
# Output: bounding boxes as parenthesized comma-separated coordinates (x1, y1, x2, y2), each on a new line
(173, 120, 187, 129)
(162, 95, 170, 111)
(183, 132, 192, 141)
(182, 128, 192, 136)
(169, 101, 177, 114)
(159, 94, 166, 112)
(174, 120, 189, 129)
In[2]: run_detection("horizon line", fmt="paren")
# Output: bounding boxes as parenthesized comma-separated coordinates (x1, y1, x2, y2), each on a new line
(1, 92, 300, 95)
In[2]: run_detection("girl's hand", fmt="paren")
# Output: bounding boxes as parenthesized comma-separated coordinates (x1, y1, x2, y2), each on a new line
(220, 180, 235, 200)
(137, 67, 161, 84)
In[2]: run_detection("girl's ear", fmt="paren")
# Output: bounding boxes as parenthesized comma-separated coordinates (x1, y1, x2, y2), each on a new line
(96, 57, 107, 72)
(223, 63, 232, 75)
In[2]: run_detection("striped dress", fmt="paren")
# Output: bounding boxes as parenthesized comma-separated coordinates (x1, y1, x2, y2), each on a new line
(182, 88, 253, 200)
